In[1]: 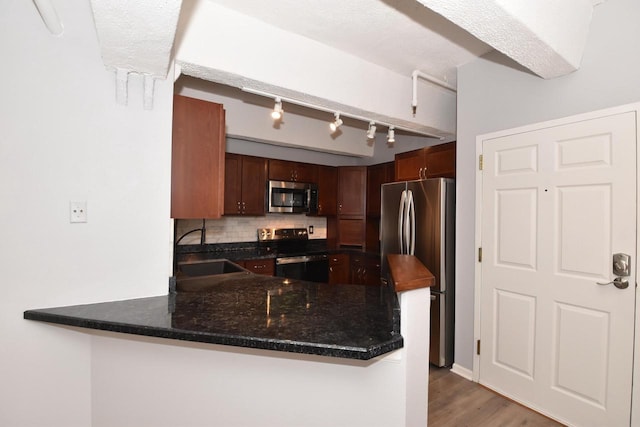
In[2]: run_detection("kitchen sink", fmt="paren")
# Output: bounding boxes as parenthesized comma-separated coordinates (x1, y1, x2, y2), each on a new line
(177, 259, 246, 277)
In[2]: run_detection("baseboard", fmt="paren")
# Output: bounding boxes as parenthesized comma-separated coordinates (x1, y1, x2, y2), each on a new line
(450, 363, 473, 381)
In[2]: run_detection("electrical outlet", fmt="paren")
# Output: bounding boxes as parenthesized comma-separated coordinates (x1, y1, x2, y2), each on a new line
(70, 201, 87, 223)
(309, 225, 314, 234)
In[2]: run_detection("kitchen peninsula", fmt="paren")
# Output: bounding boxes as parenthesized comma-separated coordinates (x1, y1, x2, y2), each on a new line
(24, 258, 433, 426)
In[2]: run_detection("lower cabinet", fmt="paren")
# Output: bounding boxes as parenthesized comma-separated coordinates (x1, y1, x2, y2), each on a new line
(328, 254, 350, 285)
(238, 258, 275, 276)
(351, 253, 366, 285)
(328, 252, 381, 285)
(365, 255, 382, 286)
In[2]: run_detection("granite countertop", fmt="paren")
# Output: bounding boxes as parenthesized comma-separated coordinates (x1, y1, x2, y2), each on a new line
(174, 240, 380, 264)
(24, 270, 402, 360)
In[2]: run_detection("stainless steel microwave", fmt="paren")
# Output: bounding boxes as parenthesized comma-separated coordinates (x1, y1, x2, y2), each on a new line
(268, 180, 318, 214)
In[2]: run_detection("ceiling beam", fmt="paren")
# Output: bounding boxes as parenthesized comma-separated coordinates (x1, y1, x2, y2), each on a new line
(418, 0, 597, 79)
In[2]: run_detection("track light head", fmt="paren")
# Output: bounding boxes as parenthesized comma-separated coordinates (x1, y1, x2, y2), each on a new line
(330, 113, 343, 133)
(366, 121, 376, 140)
(271, 98, 283, 120)
(387, 126, 395, 146)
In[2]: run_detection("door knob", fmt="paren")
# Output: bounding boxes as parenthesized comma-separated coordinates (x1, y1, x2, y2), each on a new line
(597, 277, 629, 289)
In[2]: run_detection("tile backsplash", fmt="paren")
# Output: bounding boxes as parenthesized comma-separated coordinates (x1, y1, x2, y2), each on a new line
(176, 214, 327, 245)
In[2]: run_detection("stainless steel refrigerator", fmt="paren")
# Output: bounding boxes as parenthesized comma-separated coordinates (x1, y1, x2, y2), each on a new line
(380, 178, 455, 367)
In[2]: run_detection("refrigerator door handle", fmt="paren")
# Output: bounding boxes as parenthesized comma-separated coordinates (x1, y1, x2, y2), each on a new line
(407, 190, 416, 255)
(398, 190, 407, 254)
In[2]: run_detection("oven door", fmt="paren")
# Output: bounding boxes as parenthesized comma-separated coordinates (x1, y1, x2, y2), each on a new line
(275, 254, 329, 283)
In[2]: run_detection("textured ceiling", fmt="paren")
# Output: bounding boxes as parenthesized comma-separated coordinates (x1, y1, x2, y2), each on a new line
(207, 0, 493, 88)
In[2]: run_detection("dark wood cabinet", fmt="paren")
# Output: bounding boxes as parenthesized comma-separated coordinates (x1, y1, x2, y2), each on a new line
(317, 165, 337, 216)
(337, 166, 367, 247)
(350, 253, 366, 285)
(328, 253, 350, 285)
(364, 161, 394, 253)
(424, 142, 456, 178)
(241, 258, 275, 276)
(366, 161, 394, 217)
(171, 95, 226, 219)
(338, 166, 366, 217)
(338, 218, 366, 247)
(394, 141, 456, 181)
(269, 159, 317, 183)
(224, 153, 268, 216)
(365, 255, 382, 286)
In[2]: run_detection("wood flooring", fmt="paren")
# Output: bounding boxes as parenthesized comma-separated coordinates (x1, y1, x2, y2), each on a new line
(428, 367, 565, 426)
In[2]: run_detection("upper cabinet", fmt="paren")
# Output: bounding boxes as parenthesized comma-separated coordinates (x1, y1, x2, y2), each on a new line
(224, 153, 268, 216)
(338, 166, 367, 217)
(366, 161, 394, 218)
(394, 141, 456, 181)
(269, 159, 318, 183)
(336, 166, 367, 247)
(171, 95, 226, 219)
(317, 165, 338, 216)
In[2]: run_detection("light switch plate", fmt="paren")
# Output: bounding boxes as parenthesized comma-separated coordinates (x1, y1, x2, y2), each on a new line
(70, 201, 87, 223)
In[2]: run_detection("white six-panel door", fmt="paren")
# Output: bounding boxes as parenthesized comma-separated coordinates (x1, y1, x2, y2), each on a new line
(479, 111, 636, 426)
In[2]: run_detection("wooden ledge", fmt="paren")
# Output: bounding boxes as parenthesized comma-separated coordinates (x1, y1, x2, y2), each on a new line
(387, 254, 435, 292)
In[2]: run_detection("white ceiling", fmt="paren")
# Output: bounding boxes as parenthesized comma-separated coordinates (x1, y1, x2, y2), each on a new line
(206, 0, 493, 89)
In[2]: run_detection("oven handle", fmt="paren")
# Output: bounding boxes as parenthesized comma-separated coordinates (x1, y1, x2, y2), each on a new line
(275, 254, 328, 265)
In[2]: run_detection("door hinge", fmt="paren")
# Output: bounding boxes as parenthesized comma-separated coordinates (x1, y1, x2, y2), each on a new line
(477, 339, 481, 355)
(478, 247, 482, 262)
(479, 154, 484, 171)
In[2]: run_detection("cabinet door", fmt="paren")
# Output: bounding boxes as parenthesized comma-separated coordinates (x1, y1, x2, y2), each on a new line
(224, 153, 242, 215)
(294, 162, 318, 183)
(350, 253, 366, 285)
(171, 95, 226, 219)
(394, 149, 425, 182)
(366, 161, 394, 217)
(268, 159, 296, 181)
(317, 165, 337, 216)
(243, 258, 275, 276)
(240, 155, 268, 216)
(338, 218, 365, 247)
(338, 166, 366, 216)
(424, 142, 456, 178)
(365, 255, 382, 286)
(328, 254, 350, 285)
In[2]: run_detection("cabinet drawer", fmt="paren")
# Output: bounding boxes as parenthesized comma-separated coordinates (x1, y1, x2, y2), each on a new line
(242, 259, 275, 276)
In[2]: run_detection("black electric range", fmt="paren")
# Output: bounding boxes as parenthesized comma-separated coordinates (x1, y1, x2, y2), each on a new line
(258, 228, 329, 283)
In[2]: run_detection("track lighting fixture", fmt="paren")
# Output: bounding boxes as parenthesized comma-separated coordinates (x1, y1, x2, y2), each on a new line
(329, 113, 343, 133)
(366, 121, 376, 139)
(271, 97, 283, 120)
(242, 86, 444, 140)
(387, 126, 395, 146)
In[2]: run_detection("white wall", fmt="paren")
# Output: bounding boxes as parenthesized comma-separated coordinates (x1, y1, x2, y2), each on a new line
(0, 1, 173, 425)
(89, 287, 430, 427)
(455, 0, 640, 370)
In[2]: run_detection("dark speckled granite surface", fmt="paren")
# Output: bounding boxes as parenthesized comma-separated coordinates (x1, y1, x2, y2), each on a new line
(24, 272, 402, 360)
